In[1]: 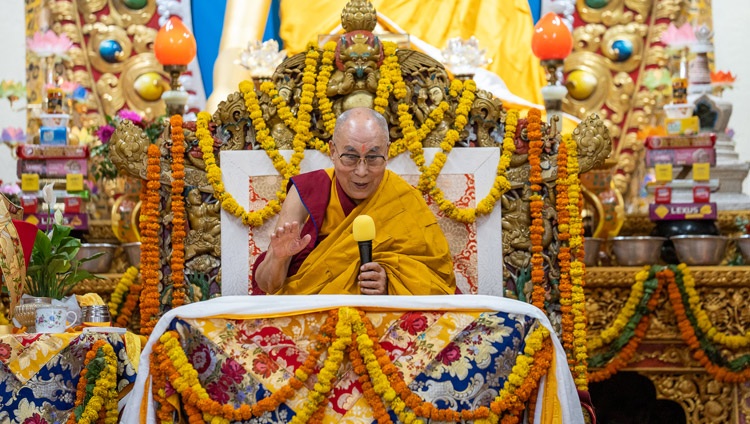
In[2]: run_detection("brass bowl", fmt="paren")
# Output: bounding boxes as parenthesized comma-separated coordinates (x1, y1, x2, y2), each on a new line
(736, 235, 750, 263)
(122, 242, 141, 267)
(612, 236, 666, 266)
(672, 235, 728, 266)
(76, 243, 116, 273)
(584, 238, 603, 267)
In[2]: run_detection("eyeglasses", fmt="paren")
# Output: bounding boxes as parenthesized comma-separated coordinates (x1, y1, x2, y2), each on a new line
(337, 153, 387, 168)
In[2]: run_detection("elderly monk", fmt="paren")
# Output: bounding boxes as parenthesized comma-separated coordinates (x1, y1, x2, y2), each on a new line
(253, 108, 456, 295)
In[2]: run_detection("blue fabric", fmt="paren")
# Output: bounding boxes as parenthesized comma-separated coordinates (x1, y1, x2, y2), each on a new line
(192, 0, 228, 97)
(0, 333, 138, 423)
(529, 0, 542, 23)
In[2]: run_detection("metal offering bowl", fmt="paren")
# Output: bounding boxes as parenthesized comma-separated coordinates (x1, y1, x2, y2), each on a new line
(612, 236, 666, 266)
(584, 238, 603, 267)
(736, 235, 750, 263)
(122, 242, 141, 267)
(671, 235, 728, 266)
(76, 243, 116, 273)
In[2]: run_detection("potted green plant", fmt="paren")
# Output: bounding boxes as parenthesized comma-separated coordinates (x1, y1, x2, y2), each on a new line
(24, 223, 101, 299)
(13, 185, 103, 328)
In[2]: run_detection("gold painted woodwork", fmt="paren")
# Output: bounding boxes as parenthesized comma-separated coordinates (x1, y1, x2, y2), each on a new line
(587, 266, 750, 423)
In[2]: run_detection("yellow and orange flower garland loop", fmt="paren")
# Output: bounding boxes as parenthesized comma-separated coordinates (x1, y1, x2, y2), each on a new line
(67, 340, 119, 424)
(677, 263, 750, 349)
(151, 307, 554, 423)
(139, 143, 162, 335)
(196, 40, 511, 227)
(526, 109, 545, 310)
(170, 114, 186, 307)
(565, 132, 589, 389)
(107, 265, 138, 318)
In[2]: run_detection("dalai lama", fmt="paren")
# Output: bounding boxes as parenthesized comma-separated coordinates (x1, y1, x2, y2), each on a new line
(253, 107, 456, 295)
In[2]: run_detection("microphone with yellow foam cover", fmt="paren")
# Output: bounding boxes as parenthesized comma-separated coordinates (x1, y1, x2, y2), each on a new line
(352, 214, 376, 265)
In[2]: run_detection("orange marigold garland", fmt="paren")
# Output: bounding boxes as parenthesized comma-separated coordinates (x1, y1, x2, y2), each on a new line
(151, 308, 555, 423)
(527, 109, 545, 310)
(139, 143, 162, 335)
(588, 269, 665, 382)
(170, 115, 186, 308)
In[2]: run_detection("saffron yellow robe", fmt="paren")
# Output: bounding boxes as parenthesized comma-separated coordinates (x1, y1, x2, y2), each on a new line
(272, 169, 456, 295)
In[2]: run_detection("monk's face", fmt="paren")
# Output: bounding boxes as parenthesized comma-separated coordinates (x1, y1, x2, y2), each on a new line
(331, 117, 388, 203)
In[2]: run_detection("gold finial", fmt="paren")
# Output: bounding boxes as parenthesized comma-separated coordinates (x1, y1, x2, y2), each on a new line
(341, 0, 377, 33)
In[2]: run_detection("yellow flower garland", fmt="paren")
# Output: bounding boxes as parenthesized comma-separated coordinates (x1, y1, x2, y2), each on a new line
(195, 39, 511, 227)
(108, 265, 139, 318)
(678, 263, 750, 349)
(587, 266, 650, 350)
(154, 307, 553, 423)
(77, 342, 119, 424)
(564, 133, 589, 389)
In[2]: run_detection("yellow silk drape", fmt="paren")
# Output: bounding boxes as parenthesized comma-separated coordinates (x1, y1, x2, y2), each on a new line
(279, 0, 545, 104)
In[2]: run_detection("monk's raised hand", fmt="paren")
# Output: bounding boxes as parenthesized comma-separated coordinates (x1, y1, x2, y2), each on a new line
(270, 221, 311, 259)
(358, 262, 387, 295)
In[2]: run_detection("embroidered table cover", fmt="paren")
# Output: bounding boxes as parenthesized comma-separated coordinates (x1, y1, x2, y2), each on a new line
(125, 295, 584, 423)
(0, 331, 138, 423)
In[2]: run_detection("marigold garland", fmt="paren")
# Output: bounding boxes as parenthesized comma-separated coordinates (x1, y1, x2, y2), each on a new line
(586, 264, 750, 384)
(677, 263, 750, 349)
(108, 265, 139, 318)
(194, 40, 509, 228)
(588, 268, 665, 382)
(667, 265, 750, 383)
(114, 279, 142, 328)
(152, 307, 555, 423)
(527, 109, 545, 310)
(152, 311, 339, 421)
(555, 133, 573, 364)
(564, 133, 588, 389)
(139, 143, 162, 335)
(67, 340, 119, 424)
(170, 114, 186, 307)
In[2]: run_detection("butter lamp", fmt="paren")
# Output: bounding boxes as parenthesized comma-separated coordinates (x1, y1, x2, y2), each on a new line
(532, 12, 573, 133)
(154, 17, 197, 116)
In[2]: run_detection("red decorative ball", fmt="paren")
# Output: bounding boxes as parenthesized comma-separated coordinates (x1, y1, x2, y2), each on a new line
(531, 13, 573, 61)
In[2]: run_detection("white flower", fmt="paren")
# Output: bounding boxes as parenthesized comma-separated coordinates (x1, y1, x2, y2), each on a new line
(42, 183, 56, 210)
(54, 208, 63, 225)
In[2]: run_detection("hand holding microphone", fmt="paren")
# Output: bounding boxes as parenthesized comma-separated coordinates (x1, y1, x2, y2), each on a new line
(353, 215, 387, 295)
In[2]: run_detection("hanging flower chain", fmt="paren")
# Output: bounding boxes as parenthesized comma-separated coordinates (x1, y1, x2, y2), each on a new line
(139, 143, 162, 335)
(527, 109, 545, 310)
(556, 132, 573, 364)
(67, 340, 119, 424)
(108, 265, 138, 318)
(170, 115, 186, 307)
(151, 307, 554, 423)
(564, 132, 588, 389)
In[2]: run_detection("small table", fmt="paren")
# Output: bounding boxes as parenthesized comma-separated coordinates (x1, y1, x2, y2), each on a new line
(0, 330, 138, 423)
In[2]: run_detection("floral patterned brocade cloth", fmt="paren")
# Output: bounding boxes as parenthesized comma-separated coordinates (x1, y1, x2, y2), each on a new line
(166, 309, 538, 422)
(0, 332, 138, 424)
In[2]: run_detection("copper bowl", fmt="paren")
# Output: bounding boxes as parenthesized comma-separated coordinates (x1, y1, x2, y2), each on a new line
(612, 236, 666, 266)
(671, 235, 728, 266)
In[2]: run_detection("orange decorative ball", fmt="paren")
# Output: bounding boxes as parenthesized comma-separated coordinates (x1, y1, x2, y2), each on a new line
(154, 17, 197, 66)
(531, 13, 573, 61)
